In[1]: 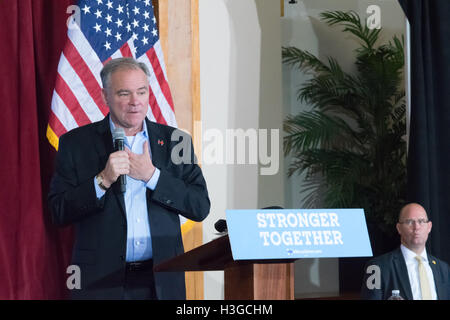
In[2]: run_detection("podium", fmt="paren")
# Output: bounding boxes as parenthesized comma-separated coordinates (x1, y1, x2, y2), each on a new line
(154, 235, 295, 300)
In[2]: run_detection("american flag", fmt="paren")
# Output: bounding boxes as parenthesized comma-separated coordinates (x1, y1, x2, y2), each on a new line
(47, 0, 177, 150)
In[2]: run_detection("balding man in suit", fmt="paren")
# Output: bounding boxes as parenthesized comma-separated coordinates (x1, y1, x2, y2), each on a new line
(361, 203, 450, 300)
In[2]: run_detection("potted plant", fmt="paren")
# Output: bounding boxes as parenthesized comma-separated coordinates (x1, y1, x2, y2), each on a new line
(282, 10, 406, 252)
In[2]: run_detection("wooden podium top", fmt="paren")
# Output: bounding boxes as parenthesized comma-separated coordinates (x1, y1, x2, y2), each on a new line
(154, 234, 295, 272)
(154, 235, 234, 272)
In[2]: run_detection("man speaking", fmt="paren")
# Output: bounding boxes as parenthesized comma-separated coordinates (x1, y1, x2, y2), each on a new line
(48, 57, 210, 300)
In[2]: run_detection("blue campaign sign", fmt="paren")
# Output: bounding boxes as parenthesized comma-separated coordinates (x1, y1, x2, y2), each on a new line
(226, 209, 373, 260)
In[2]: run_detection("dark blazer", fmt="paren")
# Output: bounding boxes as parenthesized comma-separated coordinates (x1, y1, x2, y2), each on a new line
(48, 115, 210, 300)
(361, 247, 450, 300)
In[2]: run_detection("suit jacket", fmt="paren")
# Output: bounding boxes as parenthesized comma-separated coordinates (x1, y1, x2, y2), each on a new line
(361, 247, 450, 300)
(48, 115, 210, 300)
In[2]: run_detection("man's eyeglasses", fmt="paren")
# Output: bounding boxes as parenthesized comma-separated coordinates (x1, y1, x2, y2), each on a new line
(398, 218, 430, 226)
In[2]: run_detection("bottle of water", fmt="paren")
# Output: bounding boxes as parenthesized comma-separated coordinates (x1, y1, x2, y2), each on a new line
(387, 290, 404, 300)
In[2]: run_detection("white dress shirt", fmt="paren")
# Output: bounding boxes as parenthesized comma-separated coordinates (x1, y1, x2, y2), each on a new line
(94, 119, 160, 262)
(400, 244, 437, 300)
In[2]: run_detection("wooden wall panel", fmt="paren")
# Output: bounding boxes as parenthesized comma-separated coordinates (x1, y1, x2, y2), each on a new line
(157, 0, 203, 300)
(159, 0, 192, 134)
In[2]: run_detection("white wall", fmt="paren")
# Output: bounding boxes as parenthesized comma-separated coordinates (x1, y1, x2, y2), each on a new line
(256, 2, 285, 209)
(199, 0, 284, 299)
(199, 0, 230, 300)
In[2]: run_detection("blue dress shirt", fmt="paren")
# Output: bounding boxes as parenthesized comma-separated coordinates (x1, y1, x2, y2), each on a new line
(94, 119, 160, 262)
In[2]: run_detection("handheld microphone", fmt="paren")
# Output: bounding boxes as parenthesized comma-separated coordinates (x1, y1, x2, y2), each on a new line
(112, 127, 126, 193)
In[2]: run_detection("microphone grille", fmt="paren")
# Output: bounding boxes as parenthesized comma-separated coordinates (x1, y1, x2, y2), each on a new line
(112, 127, 125, 141)
(214, 219, 227, 233)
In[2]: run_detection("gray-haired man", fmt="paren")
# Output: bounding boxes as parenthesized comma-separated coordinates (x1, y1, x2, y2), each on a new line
(49, 57, 210, 300)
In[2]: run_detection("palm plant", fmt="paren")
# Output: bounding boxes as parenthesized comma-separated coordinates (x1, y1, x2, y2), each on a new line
(282, 11, 406, 233)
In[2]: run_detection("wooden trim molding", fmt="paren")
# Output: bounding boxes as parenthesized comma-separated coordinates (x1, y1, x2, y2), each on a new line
(157, 0, 204, 300)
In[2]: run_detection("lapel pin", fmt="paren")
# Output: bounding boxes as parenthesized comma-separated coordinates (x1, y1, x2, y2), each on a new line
(432, 260, 436, 265)
(158, 139, 164, 146)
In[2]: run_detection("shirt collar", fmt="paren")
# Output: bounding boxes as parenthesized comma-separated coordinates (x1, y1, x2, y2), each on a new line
(400, 244, 428, 262)
(108, 117, 149, 139)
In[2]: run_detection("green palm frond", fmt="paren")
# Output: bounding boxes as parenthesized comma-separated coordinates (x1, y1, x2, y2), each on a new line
(284, 111, 363, 155)
(320, 11, 381, 50)
(282, 47, 330, 74)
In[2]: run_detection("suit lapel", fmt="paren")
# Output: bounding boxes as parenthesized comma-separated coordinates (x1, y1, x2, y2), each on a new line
(95, 115, 127, 217)
(428, 254, 442, 299)
(145, 118, 167, 169)
(393, 248, 414, 300)
(94, 115, 114, 164)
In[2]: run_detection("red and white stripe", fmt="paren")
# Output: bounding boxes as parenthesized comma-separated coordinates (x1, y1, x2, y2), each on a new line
(48, 18, 177, 145)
